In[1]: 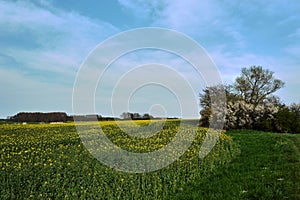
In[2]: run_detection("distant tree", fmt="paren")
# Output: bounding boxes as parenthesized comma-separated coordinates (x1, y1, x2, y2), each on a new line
(142, 113, 153, 120)
(133, 113, 141, 119)
(234, 66, 285, 105)
(120, 112, 133, 120)
(121, 112, 154, 120)
(9, 112, 68, 123)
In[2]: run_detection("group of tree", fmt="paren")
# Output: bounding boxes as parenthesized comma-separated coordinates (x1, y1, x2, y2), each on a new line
(199, 66, 300, 133)
(7, 111, 169, 123)
(120, 112, 154, 120)
(9, 112, 70, 123)
(73, 114, 119, 121)
(8, 112, 120, 123)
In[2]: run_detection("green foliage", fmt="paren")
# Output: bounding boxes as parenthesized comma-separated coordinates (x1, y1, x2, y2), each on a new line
(252, 103, 300, 133)
(274, 104, 300, 133)
(0, 121, 238, 199)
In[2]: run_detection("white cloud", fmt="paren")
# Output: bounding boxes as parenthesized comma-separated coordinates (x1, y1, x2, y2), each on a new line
(118, 0, 246, 50)
(0, 0, 119, 75)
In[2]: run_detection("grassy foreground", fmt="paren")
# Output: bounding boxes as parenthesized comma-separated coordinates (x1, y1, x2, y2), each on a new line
(174, 130, 300, 199)
(1, 121, 299, 199)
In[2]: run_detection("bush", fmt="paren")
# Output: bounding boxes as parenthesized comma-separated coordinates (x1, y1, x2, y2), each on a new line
(273, 104, 300, 133)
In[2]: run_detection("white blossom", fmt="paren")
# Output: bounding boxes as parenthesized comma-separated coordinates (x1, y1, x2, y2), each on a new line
(224, 100, 279, 129)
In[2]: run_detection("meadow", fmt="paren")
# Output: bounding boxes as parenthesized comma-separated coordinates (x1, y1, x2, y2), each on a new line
(0, 120, 299, 199)
(175, 130, 300, 199)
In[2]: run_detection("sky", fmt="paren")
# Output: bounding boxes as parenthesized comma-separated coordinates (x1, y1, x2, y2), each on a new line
(0, 0, 300, 118)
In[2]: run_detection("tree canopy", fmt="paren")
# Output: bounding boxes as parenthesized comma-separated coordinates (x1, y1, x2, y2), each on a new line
(234, 66, 285, 105)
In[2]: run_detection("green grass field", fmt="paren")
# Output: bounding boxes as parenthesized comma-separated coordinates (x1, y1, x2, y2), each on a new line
(174, 130, 300, 199)
(0, 120, 299, 199)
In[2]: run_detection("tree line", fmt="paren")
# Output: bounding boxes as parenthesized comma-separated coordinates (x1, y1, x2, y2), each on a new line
(7, 112, 166, 123)
(7, 112, 118, 123)
(199, 66, 300, 133)
(120, 112, 154, 120)
(8, 112, 70, 123)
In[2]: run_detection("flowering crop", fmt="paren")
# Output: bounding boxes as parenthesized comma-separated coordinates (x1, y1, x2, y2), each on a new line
(0, 120, 239, 199)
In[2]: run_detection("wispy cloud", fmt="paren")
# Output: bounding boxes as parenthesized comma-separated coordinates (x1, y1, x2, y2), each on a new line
(0, 0, 119, 80)
(118, 0, 246, 50)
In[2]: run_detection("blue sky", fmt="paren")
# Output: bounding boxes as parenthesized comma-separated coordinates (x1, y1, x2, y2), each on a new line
(0, 0, 300, 118)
